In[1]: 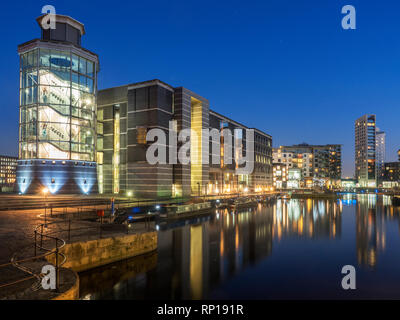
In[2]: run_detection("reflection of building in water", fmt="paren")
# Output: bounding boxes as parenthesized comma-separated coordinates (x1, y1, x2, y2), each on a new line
(208, 208, 273, 291)
(249, 207, 274, 264)
(79, 251, 158, 299)
(190, 225, 203, 299)
(273, 199, 342, 239)
(152, 206, 274, 299)
(166, 224, 210, 299)
(355, 194, 386, 268)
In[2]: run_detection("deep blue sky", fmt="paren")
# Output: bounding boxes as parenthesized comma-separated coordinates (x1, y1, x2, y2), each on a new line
(1, 0, 400, 177)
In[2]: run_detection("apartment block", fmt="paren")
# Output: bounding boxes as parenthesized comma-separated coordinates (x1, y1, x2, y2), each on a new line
(273, 143, 342, 187)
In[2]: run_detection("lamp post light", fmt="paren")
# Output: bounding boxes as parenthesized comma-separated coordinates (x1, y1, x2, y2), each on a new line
(42, 187, 49, 226)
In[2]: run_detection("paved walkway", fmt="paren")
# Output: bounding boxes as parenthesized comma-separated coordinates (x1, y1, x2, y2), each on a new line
(0, 205, 155, 299)
(0, 208, 45, 264)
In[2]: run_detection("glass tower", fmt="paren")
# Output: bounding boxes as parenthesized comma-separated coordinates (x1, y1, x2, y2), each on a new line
(355, 114, 376, 188)
(17, 14, 99, 194)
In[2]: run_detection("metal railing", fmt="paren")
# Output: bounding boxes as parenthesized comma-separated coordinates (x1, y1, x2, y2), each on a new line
(33, 221, 67, 290)
(0, 214, 156, 296)
(0, 221, 66, 293)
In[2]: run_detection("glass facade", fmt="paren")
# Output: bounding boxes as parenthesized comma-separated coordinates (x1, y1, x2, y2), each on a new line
(19, 48, 97, 161)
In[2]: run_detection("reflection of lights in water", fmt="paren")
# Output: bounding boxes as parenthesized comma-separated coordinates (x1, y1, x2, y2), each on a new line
(288, 200, 301, 220)
(190, 225, 203, 299)
(318, 201, 326, 216)
(383, 195, 391, 206)
(298, 215, 303, 234)
(368, 194, 377, 207)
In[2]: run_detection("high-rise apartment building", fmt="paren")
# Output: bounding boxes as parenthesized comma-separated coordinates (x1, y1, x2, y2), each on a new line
(17, 14, 99, 194)
(375, 128, 386, 183)
(355, 115, 376, 187)
(272, 144, 342, 186)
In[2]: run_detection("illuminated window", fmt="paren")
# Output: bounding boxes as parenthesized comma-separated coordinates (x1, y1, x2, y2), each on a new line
(137, 127, 147, 144)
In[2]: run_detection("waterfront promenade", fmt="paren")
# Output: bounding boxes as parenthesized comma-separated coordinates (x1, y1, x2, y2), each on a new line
(0, 195, 158, 299)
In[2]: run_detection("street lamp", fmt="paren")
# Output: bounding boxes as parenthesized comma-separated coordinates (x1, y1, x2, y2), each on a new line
(42, 187, 49, 226)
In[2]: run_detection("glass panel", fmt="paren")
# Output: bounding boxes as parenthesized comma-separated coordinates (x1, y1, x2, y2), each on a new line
(72, 72, 79, 89)
(39, 68, 70, 87)
(21, 53, 28, 69)
(19, 107, 26, 124)
(71, 152, 90, 161)
(79, 57, 87, 75)
(26, 122, 37, 141)
(39, 86, 70, 105)
(21, 70, 38, 88)
(40, 104, 70, 116)
(26, 50, 38, 69)
(19, 124, 27, 142)
(79, 75, 87, 91)
(97, 109, 103, 121)
(52, 69, 71, 82)
(38, 121, 70, 142)
(20, 107, 37, 124)
(71, 54, 79, 72)
(38, 105, 70, 123)
(71, 125, 93, 143)
(87, 78, 93, 93)
(97, 123, 103, 135)
(19, 142, 37, 159)
(21, 87, 38, 105)
(97, 136, 103, 150)
(40, 49, 51, 67)
(50, 51, 71, 69)
(38, 142, 69, 159)
(87, 61, 94, 77)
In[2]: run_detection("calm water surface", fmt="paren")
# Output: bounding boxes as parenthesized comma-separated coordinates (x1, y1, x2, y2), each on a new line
(80, 194, 400, 299)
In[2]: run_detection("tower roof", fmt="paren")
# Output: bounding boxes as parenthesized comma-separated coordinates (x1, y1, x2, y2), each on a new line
(36, 14, 85, 36)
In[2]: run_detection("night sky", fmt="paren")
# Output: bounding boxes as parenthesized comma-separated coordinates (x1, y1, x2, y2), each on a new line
(1, 0, 400, 177)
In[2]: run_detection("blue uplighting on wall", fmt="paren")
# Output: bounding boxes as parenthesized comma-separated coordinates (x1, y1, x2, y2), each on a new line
(41, 170, 66, 194)
(17, 165, 32, 194)
(74, 170, 96, 195)
(16, 160, 98, 194)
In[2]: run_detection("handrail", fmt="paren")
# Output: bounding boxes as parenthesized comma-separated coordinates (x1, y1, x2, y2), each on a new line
(0, 209, 156, 294)
(0, 220, 67, 293)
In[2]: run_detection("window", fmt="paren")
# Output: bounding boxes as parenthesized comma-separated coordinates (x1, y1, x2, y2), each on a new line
(87, 61, 94, 77)
(137, 127, 147, 144)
